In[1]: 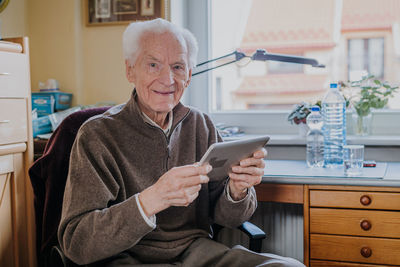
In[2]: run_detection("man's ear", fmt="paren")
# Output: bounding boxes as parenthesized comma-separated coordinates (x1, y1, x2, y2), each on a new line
(185, 69, 192, 88)
(125, 60, 136, 83)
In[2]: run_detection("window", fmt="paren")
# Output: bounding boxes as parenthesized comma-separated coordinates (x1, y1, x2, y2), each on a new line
(206, 0, 400, 112)
(348, 38, 384, 80)
(184, 0, 400, 136)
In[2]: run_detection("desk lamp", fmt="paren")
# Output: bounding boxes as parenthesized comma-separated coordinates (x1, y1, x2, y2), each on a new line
(193, 49, 325, 76)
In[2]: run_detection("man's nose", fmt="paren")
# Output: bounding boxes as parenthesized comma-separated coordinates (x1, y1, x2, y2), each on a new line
(158, 67, 174, 86)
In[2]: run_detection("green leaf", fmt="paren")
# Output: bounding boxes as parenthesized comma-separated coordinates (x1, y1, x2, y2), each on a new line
(361, 86, 372, 90)
(374, 79, 381, 85)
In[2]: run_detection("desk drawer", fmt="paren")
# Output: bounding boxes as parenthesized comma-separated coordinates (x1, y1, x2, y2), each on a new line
(310, 260, 389, 266)
(310, 208, 400, 238)
(0, 51, 29, 98)
(310, 190, 400, 210)
(0, 99, 27, 145)
(310, 234, 400, 265)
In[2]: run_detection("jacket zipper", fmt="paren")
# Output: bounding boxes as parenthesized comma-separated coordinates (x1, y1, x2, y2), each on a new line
(143, 109, 190, 172)
(164, 110, 190, 171)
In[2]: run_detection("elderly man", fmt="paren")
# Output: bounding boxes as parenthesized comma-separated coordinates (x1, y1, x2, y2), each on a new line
(58, 18, 304, 267)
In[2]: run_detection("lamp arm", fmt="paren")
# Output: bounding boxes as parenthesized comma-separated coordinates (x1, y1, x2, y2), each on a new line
(192, 59, 239, 76)
(196, 51, 234, 67)
(192, 49, 325, 76)
(193, 51, 248, 76)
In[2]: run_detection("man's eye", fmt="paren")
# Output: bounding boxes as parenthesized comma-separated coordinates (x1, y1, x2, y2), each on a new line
(173, 65, 183, 70)
(150, 63, 157, 68)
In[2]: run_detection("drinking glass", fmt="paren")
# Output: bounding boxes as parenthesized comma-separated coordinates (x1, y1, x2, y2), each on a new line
(343, 145, 364, 176)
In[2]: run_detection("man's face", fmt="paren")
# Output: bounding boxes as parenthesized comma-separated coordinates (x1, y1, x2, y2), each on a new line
(126, 32, 192, 116)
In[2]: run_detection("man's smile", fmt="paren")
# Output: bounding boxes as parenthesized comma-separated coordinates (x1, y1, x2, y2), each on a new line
(153, 90, 175, 95)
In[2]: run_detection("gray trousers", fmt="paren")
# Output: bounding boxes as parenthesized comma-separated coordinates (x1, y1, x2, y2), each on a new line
(94, 237, 304, 267)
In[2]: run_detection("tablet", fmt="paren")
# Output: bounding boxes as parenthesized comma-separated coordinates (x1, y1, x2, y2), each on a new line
(199, 136, 270, 181)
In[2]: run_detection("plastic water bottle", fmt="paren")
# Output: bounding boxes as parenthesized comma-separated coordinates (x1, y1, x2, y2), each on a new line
(322, 83, 346, 167)
(306, 106, 324, 167)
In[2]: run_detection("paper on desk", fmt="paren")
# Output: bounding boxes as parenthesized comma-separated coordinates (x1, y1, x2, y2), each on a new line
(36, 133, 52, 140)
(264, 160, 387, 179)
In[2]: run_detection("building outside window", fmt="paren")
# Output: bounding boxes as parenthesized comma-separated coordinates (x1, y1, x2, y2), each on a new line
(209, 0, 400, 112)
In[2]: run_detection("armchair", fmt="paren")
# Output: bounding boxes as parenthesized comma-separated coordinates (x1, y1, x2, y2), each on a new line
(29, 107, 266, 267)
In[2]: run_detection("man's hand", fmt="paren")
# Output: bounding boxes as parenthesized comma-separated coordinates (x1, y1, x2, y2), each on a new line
(228, 148, 267, 201)
(139, 164, 212, 217)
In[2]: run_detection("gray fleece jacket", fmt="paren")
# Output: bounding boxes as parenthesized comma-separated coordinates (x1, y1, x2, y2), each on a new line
(58, 92, 257, 265)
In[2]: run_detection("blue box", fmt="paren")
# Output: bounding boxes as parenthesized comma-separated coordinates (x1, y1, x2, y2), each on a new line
(32, 94, 55, 117)
(52, 92, 72, 110)
(32, 92, 73, 113)
(32, 115, 52, 137)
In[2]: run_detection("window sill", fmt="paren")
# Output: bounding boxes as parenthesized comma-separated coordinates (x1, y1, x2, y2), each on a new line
(224, 134, 400, 146)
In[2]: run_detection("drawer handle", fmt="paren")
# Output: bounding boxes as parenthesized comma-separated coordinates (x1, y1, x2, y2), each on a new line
(360, 220, 372, 231)
(0, 120, 10, 123)
(360, 195, 371, 206)
(360, 247, 372, 258)
(0, 72, 11, 76)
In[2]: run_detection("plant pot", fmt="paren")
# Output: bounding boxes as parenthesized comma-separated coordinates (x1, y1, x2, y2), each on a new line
(352, 111, 372, 136)
(298, 123, 309, 137)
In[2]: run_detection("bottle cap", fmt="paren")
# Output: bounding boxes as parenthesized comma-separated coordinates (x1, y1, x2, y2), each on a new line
(330, 83, 338, 88)
(311, 105, 320, 112)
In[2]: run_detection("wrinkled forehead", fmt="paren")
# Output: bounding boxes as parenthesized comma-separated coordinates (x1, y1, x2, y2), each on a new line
(139, 31, 188, 60)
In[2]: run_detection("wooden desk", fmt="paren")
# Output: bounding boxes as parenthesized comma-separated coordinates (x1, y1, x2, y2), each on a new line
(256, 161, 400, 267)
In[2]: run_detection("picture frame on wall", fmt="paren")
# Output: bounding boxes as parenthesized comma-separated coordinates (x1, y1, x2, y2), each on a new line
(87, 0, 168, 26)
(0, 0, 10, 14)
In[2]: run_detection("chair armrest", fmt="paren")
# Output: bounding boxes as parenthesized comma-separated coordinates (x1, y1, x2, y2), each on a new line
(238, 221, 266, 253)
(238, 221, 266, 240)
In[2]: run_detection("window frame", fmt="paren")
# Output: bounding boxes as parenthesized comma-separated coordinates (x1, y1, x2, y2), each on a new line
(181, 0, 400, 139)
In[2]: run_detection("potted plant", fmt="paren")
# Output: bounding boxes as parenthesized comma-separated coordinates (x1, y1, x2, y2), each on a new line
(287, 102, 311, 125)
(287, 102, 312, 136)
(340, 75, 398, 135)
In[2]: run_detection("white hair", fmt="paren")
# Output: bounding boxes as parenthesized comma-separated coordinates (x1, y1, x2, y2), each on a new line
(123, 18, 198, 69)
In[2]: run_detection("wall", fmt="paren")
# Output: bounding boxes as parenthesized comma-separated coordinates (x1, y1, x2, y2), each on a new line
(26, 0, 131, 106)
(0, 0, 27, 38)
(1, 0, 136, 106)
(81, 25, 131, 106)
(27, 1, 82, 105)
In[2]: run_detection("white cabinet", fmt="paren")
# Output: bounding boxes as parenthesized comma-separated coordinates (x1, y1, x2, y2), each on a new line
(0, 51, 30, 98)
(0, 37, 35, 267)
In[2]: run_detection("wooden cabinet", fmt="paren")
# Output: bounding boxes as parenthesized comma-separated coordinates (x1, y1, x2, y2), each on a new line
(0, 38, 35, 267)
(307, 185, 400, 266)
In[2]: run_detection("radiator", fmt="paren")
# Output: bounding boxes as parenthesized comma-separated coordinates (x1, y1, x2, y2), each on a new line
(218, 202, 304, 262)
